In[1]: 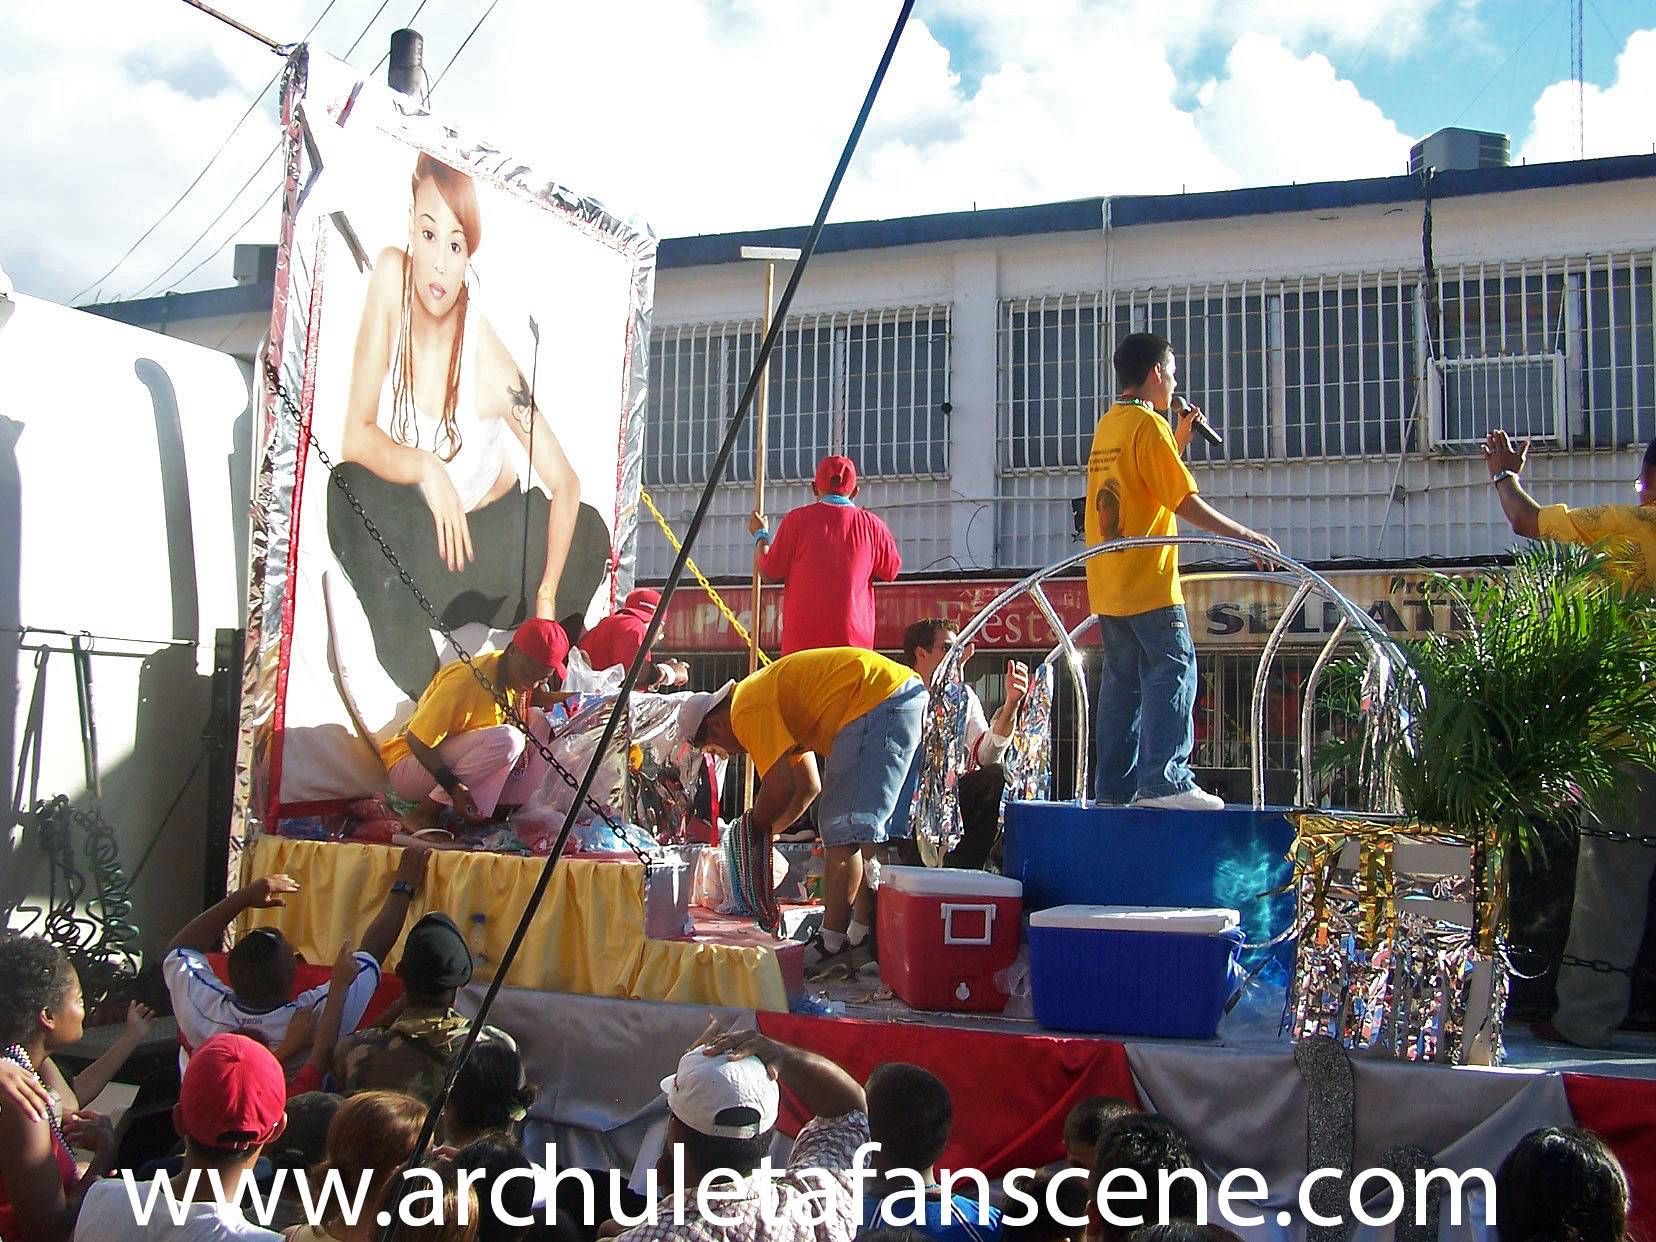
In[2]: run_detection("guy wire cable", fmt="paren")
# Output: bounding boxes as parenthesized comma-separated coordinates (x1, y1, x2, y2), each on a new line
(382, 0, 918, 1217)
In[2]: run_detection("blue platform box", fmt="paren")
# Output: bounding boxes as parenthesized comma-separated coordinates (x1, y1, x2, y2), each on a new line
(1002, 801, 1297, 952)
(1028, 905, 1246, 1038)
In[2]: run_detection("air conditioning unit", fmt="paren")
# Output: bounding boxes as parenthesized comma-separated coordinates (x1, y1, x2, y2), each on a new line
(1431, 352, 1566, 448)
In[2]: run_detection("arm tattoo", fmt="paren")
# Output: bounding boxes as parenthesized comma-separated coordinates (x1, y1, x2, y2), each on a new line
(508, 371, 534, 433)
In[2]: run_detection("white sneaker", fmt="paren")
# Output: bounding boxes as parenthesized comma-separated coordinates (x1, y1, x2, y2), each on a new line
(1131, 786, 1225, 811)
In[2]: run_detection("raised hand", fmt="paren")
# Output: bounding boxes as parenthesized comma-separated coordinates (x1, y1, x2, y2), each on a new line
(124, 1001, 155, 1039)
(1482, 428, 1530, 477)
(252, 874, 300, 908)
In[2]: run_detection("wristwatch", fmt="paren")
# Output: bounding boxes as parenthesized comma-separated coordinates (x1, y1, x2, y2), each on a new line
(1489, 470, 1519, 485)
(390, 880, 416, 898)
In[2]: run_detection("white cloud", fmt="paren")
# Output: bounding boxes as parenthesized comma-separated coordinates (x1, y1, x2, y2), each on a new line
(1194, 34, 1415, 187)
(0, 0, 1446, 304)
(1517, 27, 1656, 164)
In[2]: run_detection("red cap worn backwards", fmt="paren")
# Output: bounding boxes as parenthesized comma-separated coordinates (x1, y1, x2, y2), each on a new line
(814, 454, 857, 495)
(512, 618, 570, 676)
(177, 1033, 286, 1150)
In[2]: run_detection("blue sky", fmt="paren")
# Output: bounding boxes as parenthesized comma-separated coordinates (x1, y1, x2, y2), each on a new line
(4, 0, 1655, 304)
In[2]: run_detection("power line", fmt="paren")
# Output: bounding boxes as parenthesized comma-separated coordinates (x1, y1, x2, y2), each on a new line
(150, 0, 489, 298)
(168, 178, 285, 293)
(430, 0, 505, 94)
(124, 140, 283, 300)
(68, 0, 344, 305)
(1451, 0, 1566, 128)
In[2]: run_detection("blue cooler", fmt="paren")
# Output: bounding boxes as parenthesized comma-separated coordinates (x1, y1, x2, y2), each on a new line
(1028, 905, 1246, 1038)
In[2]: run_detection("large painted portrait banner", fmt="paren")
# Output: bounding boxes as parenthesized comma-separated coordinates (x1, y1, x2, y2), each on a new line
(240, 47, 654, 831)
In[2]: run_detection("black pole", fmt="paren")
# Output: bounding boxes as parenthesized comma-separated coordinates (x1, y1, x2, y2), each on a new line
(388, 28, 424, 97)
(381, 1, 918, 1223)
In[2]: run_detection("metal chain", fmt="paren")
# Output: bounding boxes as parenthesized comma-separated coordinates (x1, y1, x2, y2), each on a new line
(1579, 824, 1656, 849)
(263, 365, 645, 860)
(1559, 953, 1656, 983)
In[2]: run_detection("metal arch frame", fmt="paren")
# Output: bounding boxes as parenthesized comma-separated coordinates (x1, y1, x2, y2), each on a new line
(928, 535, 1422, 811)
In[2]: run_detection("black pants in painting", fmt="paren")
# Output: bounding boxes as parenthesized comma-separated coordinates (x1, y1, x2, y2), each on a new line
(326, 462, 611, 699)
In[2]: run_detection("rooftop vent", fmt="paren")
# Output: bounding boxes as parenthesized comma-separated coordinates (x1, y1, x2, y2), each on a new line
(1409, 127, 1510, 175)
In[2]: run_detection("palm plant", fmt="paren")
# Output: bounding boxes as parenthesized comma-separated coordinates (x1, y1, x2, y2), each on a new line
(1321, 542, 1656, 860)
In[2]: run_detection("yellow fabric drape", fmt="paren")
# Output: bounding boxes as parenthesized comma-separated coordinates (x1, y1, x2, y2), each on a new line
(242, 836, 787, 1011)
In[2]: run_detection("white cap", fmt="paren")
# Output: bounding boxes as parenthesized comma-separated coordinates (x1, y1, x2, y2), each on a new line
(660, 1045, 779, 1139)
(676, 680, 736, 748)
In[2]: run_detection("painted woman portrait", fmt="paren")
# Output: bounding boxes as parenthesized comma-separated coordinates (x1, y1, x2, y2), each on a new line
(327, 153, 610, 699)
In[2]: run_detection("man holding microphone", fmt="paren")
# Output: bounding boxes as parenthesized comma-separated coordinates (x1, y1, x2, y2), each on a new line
(1085, 332, 1279, 810)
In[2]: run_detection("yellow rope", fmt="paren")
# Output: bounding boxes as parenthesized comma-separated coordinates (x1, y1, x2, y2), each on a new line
(639, 489, 771, 666)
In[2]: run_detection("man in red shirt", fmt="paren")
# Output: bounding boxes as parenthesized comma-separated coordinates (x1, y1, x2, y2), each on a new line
(747, 455, 901, 654)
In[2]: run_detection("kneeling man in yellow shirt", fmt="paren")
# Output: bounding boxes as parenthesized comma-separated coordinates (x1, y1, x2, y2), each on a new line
(681, 648, 926, 978)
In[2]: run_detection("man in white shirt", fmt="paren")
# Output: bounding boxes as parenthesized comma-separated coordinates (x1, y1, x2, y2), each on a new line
(607, 1024, 870, 1242)
(75, 1033, 288, 1240)
(162, 846, 430, 1069)
(902, 618, 1030, 868)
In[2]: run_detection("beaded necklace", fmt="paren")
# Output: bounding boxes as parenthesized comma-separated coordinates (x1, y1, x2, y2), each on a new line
(1116, 396, 1155, 413)
(2, 1043, 67, 1152)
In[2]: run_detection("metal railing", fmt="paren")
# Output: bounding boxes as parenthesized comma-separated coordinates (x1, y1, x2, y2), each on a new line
(928, 537, 1421, 813)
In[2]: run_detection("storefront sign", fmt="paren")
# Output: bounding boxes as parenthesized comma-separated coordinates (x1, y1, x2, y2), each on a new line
(653, 570, 1471, 654)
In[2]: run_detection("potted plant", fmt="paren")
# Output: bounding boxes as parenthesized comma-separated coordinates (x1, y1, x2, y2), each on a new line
(1300, 542, 1656, 1063)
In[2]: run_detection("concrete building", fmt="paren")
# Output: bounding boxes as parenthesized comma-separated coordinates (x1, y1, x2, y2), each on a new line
(90, 149, 1656, 800)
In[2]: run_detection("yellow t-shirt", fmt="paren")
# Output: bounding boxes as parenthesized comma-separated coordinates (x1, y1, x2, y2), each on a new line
(1083, 400, 1199, 617)
(1537, 502, 1656, 590)
(379, 651, 523, 770)
(730, 647, 917, 776)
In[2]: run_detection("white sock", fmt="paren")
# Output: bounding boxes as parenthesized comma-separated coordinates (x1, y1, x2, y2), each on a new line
(820, 927, 848, 952)
(846, 919, 871, 947)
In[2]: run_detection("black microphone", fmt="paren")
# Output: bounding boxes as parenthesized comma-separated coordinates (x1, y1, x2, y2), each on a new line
(1171, 394, 1224, 447)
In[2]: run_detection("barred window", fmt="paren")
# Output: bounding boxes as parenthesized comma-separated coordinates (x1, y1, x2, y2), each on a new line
(1125, 287, 1270, 463)
(646, 307, 950, 486)
(997, 294, 1105, 471)
(1284, 275, 1416, 458)
(1583, 255, 1655, 448)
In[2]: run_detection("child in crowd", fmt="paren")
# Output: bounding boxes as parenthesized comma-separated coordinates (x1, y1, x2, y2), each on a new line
(1085, 1116, 1204, 1242)
(1003, 1168, 1090, 1242)
(1062, 1098, 1138, 1172)
(439, 1037, 538, 1154)
(285, 1090, 426, 1242)
(0, 932, 118, 1242)
(862, 1063, 1004, 1242)
(386, 1165, 481, 1242)
(75, 1032, 289, 1242)
(448, 1137, 573, 1242)
(165, 848, 430, 1071)
(1493, 1126, 1629, 1242)
(283, 944, 366, 1097)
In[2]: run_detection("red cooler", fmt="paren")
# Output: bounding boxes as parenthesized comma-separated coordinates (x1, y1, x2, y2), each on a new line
(877, 866, 1023, 1012)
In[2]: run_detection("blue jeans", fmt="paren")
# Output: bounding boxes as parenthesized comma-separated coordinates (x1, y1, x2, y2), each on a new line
(1093, 605, 1199, 802)
(818, 678, 927, 845)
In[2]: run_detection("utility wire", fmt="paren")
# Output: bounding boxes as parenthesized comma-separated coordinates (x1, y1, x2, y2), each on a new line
(1451, 0, 1566, 127)
(126, 140, 283, 299)
(142, 0, 434, 299)
(430, 0, 505, 93)
(68, 0, 343, 305)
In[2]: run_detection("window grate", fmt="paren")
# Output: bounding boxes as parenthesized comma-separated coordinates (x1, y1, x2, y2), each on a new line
(645, 306, 951, 486)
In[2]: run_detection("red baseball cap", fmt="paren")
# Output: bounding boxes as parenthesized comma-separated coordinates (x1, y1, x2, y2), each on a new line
(512, 618, 570, 676)
(813, 455, 857, 495)
(177, 1033, 287, 1150)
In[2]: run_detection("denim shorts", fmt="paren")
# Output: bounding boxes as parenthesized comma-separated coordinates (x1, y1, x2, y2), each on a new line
(817, 677, 927, 847)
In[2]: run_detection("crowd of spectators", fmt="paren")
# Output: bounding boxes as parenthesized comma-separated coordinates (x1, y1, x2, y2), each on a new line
(0, 845, 1637, 1242)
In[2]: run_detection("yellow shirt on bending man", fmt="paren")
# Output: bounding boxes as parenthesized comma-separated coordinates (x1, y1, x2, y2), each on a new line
(380, 651, 523, 771)
(1084, 400, 1200, 618)
(1537, 502, 1656, 589)
(730, 647, 917, 777)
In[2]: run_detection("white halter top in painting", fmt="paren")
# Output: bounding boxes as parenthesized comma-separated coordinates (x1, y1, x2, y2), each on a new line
(377, 296, 509, 512)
